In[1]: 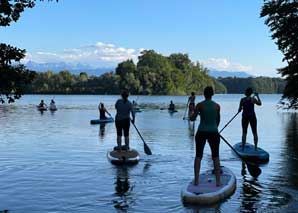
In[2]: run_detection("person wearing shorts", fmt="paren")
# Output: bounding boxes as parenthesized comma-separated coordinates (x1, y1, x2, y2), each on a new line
(238, 87, 262, 150)
(115, 90, 135, 151)
(190, 86, 221, 186)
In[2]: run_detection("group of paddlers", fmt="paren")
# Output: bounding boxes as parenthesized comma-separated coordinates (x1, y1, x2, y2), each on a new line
(98, 86, 262, 187)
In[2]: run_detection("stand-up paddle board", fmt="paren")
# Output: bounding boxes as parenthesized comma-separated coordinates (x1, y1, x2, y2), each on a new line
(181, 166, 236, 205)
(107, 147, 139, 165)
(90, 117, 114, 124)
(233, 142, 269, 164)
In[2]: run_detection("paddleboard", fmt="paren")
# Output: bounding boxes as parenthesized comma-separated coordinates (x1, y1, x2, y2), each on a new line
(233, 142, 269, 164)
(168, 109, 178, 113)
(90, 117, 114, 124)
(107, 148, 139, 165)
(181, 166, 236, 205)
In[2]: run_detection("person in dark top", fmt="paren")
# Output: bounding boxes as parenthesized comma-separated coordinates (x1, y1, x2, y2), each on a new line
(98, 103, 109, 120)
(188, 92, 196, 117)
(190, 86, 221, 186)
(168, 100, 175, 111)
(115, 90, 135, 151)
(39, 100, 46, 108)
(238, 88, 262, 150)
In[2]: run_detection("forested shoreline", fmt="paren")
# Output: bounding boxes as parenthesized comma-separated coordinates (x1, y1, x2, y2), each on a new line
(24, 50, 285, 95)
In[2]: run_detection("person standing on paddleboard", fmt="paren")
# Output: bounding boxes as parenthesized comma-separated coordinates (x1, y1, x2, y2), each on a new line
(190, 86, 221, 186)
(238, 87, 262, 151)
(188, 92, 196, 117)
(115, 90, 135, 151)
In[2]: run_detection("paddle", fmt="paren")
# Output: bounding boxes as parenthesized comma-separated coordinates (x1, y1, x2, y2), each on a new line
(219, 111, 240, 133)
(219, 134, 261, 178)
(183, 100, 189, 120)
(130, 119, 152, 155)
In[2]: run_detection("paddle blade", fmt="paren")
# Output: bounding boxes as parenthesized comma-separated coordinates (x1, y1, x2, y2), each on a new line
(246, 162, 262, 178)
(144, 142, 152, 155)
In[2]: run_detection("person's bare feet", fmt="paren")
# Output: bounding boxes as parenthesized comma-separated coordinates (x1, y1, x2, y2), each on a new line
(216, 182, 222, 187)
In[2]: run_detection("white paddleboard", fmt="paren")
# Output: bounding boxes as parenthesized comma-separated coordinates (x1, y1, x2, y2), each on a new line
(107, 148, 139, 165)
(181, 166, 236, 205)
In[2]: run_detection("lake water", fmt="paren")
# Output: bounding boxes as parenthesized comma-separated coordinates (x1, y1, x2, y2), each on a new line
(0, 94, 297, 212)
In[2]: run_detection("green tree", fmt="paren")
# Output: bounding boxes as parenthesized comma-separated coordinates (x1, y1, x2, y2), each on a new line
(0, 0, 57, 103)
(261, 0, 298, 109)
(0, 44, 36, 103)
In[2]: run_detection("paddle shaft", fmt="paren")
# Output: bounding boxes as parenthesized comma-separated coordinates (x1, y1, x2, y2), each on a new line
(130, 119, 152, 155)
(219, 111, 240, 133)
(219, 134, 261, 177)
(183, 100, 189, 119)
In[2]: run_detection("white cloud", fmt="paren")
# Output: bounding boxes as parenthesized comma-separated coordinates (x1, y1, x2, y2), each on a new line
(24, 41, 142, 66)
(203, 58, 253, 72)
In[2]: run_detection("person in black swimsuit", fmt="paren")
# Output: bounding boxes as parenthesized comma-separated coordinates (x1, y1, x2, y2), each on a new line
(238, 88, 262, 150)
(99, 103, 109, 119)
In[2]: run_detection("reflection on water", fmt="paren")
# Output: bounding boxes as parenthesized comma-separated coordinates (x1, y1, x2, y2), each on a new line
(99, 124, 106, 138)
(283, 113, 298, 188)
(240, 163, 261, 213)
(0, 94, 297, 212)
(113, 166, 133, 210)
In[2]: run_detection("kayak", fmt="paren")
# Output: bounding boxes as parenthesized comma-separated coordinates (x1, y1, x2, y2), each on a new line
(168, 109, 178, 113)
(233, 142, 269, 164)
(107, 148, 140, 165)
(37, 105, 47, 111)
(90, 117, 114, 124)
(181, 166, 236, 205)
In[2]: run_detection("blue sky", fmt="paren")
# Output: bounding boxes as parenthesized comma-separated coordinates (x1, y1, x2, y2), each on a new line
(1, 0, 284, 76)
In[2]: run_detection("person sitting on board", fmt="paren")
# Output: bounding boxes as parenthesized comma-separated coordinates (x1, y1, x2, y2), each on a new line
(115, 89, 135, 151)
(188, 92, 196, 117)
(39, 100, 46, 108)
(190, 86, 221, 186)
(99, 103, 109, 120)
(238, 87, 262, 151)
(168, 100, 175, 111)
(50, 99, 55, 106)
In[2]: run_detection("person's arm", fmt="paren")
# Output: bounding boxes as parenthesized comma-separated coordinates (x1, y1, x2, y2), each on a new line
(216, 104, 220, 127)
(130, 103, 136, 123)
(238, 99, 243, 113)
(253, 93, 262, 106)
(190, 104, 200, 121)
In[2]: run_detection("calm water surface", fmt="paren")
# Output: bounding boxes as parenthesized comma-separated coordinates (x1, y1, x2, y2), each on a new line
(0, 94, 297, 212)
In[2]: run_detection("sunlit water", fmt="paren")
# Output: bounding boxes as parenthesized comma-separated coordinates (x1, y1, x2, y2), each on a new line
(0, 94, 297, 212)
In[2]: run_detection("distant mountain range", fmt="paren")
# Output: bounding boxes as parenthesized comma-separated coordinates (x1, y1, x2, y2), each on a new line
(25, 61, 254, 78)
(208, 69, 253, 78)
(25, 61, 114, 76)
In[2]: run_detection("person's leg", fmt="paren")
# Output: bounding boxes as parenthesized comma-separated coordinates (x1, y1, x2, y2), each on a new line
(115, 120, 122, 149)
(194, 131, 206, 185)
(124, 118, 131, 150)
(242, 117, 249, 150)
(208, 133, 221, 186)
(250, 116, 258, 150)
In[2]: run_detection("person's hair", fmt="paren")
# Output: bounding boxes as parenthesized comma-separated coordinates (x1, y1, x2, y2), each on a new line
(245, 87, 253, 96)
(121, 89, 129, 101)
(191, 92, 195, 96)
(204, 86, 214, 99)
(100, 103, 104, 108)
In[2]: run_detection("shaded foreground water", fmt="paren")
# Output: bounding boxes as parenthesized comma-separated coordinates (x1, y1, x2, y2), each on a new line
(0, 94, 297, 212)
